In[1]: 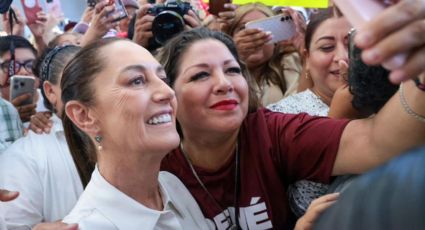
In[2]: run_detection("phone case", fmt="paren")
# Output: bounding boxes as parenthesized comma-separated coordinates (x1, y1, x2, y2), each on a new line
(10, 76, 35, 105)
(46, 0, 64, 19)
(21, 0, 43, 25)
(110, 0, 128, 22)
(87, 0, 97, 7)
(334, 0, 406, 70)
(245, 14, 296, 44)
(208, 0, 230, 16)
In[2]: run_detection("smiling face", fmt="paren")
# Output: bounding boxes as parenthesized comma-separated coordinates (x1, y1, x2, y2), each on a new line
(173, 39, 249, 136)
(306, 17, 351, 99)
(91, 40, 179, 155)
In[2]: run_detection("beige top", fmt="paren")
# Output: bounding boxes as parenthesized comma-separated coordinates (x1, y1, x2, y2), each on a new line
(256, 51, 302, 106)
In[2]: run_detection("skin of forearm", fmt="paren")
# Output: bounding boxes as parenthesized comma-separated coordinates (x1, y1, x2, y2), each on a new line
(333, 75, 425, 175)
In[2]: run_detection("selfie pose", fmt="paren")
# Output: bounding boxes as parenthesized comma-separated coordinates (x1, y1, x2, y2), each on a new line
(157, 27, 425, 229)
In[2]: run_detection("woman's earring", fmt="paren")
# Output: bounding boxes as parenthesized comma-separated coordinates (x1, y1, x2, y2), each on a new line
(95, 135, 103, 151)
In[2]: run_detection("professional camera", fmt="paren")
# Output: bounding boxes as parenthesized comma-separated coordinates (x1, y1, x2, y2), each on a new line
(148, 1, 192, 45)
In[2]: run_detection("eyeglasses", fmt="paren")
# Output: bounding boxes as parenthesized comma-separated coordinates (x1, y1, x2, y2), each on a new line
(0, 59, 35, 75)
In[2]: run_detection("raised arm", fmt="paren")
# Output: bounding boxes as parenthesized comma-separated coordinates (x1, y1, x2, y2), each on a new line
(333, 74, 425, 175)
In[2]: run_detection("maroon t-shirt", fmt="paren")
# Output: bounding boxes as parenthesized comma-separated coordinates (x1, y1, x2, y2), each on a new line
(161, 109, 349, 229)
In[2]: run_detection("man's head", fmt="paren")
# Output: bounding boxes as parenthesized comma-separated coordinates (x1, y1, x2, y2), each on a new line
(0, 35, 37, 100)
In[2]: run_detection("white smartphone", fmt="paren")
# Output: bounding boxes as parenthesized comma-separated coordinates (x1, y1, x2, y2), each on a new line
(9, 75, 35, 105)
(46, 0, 64, 19)
(333, 0, 406, 70)
(245, 14, 296, 44)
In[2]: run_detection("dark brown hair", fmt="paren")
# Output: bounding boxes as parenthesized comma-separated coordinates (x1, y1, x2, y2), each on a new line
(304, 7, 336, 52)
(156, 27, 260, 113)
(33, 45, 80, 112)
(61, 38, 122, 187)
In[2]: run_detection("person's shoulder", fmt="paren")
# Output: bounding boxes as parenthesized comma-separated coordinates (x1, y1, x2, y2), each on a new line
(0, 98, 19, 117)
(2, 129, 52, 158)
(64, 208, 117, 230)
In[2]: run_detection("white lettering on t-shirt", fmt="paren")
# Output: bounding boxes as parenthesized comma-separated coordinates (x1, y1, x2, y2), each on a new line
(211, 197, 273, 230)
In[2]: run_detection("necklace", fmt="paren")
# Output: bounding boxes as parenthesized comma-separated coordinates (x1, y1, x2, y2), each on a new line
(180, 142, 240, 230)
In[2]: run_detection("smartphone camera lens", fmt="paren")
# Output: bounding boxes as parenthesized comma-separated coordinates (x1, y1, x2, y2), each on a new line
(20, 82, 25, 87)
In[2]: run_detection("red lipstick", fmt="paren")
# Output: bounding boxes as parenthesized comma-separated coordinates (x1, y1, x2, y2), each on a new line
(210, 99, 238, 110)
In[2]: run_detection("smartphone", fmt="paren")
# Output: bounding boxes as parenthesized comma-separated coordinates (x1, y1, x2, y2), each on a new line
(9, 76, 36, 105)
(87, 0, 97, 7)
(209, 0, 231, 16)
(109, 0, 128, 22)
(245, 14, 296, 44)
(333, 0, 406, 70)
(46, 0, 64, 19)
(20, 0, 43, 25)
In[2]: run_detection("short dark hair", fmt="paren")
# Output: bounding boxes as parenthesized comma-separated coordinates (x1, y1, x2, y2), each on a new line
(0, 35, 37, 57)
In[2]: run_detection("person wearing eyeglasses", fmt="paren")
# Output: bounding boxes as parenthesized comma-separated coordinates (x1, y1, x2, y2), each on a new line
(0, 35, 39, 122)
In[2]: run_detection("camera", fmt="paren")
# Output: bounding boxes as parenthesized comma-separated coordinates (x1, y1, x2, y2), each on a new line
(148, 1, 192, 45)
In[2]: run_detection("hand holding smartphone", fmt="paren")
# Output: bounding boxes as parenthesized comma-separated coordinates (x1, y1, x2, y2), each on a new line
(245, 14, 296, 44)
(9, 75, 36, 106)
(334, 0, 407, 70)
(20, 0, 43, 25)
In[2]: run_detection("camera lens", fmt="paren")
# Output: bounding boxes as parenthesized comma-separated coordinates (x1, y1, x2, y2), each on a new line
(151, 11, 185, 45)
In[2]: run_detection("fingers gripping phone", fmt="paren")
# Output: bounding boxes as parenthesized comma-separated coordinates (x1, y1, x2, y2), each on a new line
(245, 14, 296, 44)
(10, 76, 35, 106)
(110, 0, 128, 22)
(209, 0, 231, 16)
(87, 0, 128, 22)
(20, 0, 43, 25)
(334, 0, 407, 70)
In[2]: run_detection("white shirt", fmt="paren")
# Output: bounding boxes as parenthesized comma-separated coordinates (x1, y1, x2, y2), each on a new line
(64, 168, 213, 230)
(267, 89, 329, 116)
(0, 115, 83, 229)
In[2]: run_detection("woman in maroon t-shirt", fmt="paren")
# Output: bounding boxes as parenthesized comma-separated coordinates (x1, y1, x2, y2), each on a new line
(157, 25, 425, 229)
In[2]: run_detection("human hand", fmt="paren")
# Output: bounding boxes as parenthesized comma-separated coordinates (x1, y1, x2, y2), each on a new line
(0, 189, 19, 202)
(217, 3, 237, 32)
(294, 193, 339, 230)
(81, 6, 95, 24)
(184, 9, 201, 30)
(233, 28, 272, 61)
(279, 7, 306, 55)
(133, 4, 154, 47)
(32, 222, 78, 230)
(355, 0, 425, 83)
(1, 6, 26, 36)
(12, 94, 37, 122)
(29, 111, 53, 134)
(81, 0, 120, 46)
(27, 11, 48, 39)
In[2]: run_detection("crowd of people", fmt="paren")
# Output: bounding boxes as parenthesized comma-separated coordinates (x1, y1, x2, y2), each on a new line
(1, 0, 425, 229)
